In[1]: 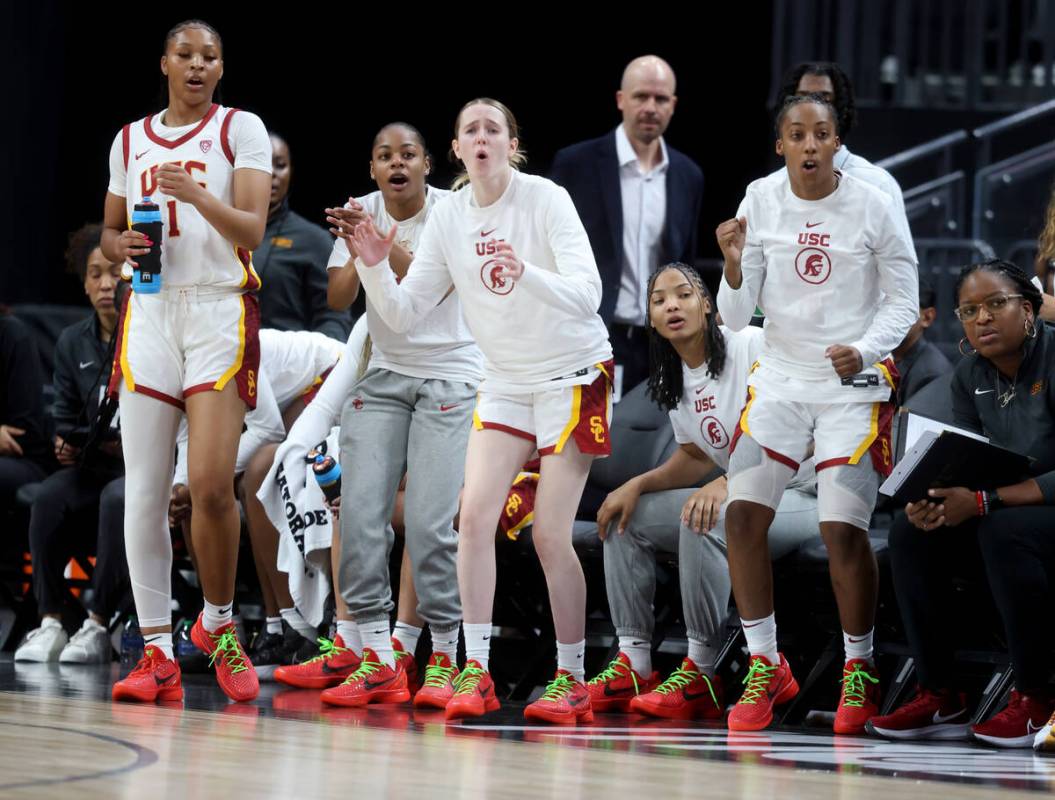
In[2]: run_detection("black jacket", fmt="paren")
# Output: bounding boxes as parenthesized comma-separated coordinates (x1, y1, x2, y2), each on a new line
(0, 315, 53, 470)
(550, 129, 704, 323)
(254, 201, 349, 341)
(896, 336, 952, 406)
(951, 321, 1055, 503)
(52, 314, 116, 435)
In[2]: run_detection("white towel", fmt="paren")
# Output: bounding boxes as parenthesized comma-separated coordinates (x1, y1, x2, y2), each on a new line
(257, 427, 341, 627)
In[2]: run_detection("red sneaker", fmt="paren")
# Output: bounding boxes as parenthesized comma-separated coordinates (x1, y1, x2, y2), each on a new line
(445, 660, 500, 720)
(274, 636, 361, 689)
(524, 670, 594, 725)
(112, 645, 183, 703)
(319, 648, 410, 708)
(190, 614, 259, 702)
(414, 653, 460, 710)
(630, 658, 724, 720)
(866, 687, 970, 741)
(392, 637, 420, 694)
(972, 690, 1055, 748)
(586, 653, 659, 712)
(833, 658, 881, 734)
(727, 653, 798, 732)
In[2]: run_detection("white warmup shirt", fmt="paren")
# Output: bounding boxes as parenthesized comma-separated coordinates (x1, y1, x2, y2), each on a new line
(328, 187, 483, 384)
(717, 171, 918, 403)
(355, 171, 613, 394)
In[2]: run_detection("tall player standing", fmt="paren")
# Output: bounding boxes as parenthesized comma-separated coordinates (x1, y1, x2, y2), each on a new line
(349, 99, 613, 724)
(103, 20, 272, 703)
(716, 94, 917, 733)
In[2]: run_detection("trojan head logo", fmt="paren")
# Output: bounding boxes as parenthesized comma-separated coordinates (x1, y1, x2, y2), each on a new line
(200, 139, 213, 154)
(480, 259, 514, 296)
(699, 416, 729, 449)
(351, 397, 364, 410)
(794, 247, 832, 285)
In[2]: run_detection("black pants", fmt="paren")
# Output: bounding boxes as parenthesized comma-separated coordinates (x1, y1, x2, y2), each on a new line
(27, 466, 126, 620)
(609, 323, 650, 397)
(0, 455, 48, 513)
(889, 505, 1055, 693)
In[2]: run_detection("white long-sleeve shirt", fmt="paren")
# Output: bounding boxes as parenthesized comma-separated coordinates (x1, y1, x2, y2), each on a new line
(328, 187, 483, 383)
(355, 171, 613, 394)
(717, 170, 918, 402)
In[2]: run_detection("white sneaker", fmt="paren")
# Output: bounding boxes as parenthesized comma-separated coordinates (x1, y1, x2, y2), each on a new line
(14, 618, 68, 662)
(59, 619, 112, 664)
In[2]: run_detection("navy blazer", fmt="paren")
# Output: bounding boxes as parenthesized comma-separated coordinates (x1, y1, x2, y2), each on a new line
(550, 129, 704, 323)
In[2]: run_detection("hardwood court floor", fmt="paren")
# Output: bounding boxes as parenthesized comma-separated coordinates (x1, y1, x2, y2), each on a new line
(0, 658, 1051, 799)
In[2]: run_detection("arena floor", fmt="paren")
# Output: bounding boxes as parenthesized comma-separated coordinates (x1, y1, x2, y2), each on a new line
(0, 658, 1049, 798)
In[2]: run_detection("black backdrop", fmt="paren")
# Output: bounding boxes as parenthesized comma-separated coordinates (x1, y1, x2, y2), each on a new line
(4, 3, 777, 306)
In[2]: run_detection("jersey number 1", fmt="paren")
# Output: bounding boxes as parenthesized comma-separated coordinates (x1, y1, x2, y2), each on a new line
(167, 200, 181, 238)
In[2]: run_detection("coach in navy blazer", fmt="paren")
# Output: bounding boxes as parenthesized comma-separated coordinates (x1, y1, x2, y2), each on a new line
(550, 55, 703, 392)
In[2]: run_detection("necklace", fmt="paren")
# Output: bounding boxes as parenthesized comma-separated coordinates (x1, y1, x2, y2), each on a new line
(996, 368, 1019, 407)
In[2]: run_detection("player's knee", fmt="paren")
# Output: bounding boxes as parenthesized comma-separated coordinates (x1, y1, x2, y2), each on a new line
(529, 525, 572, 565)
(189, 476, 235, 518)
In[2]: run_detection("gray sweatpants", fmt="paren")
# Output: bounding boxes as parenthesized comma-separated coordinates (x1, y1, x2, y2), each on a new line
(603, 487, 819, 647)
(338, 367, 475, 634)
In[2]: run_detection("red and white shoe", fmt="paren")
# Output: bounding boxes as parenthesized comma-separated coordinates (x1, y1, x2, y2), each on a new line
(833, 658, 881, 734)
(392, 637, 421, 694)
(190, 613, 259, 702)
(445, 660, 500, 720)
(320, 647, 411, 708)
(630, 658, 724, 720)
(414, 653, 460, 710)
(866, 687, 970, 741)
(727, 653, 798, 732)
(274, 636, 361, 689)
(112, 645, 183, 703)
(972, 690, 1055, 748)
(586, 653, 659, 712)
(524, 670, 594, 725)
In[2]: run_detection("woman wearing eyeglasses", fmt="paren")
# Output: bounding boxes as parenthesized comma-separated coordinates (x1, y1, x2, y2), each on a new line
(868, 259, 1055, 749)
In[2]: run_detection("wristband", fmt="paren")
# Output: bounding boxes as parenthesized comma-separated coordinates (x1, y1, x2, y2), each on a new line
(975, 490, 987, 517)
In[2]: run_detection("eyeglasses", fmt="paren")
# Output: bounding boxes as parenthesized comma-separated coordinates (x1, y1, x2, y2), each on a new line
(954, 293, 1024, 322)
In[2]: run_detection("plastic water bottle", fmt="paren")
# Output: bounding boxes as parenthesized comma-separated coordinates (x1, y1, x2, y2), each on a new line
(313, 455, 341, 503)
(131, 197, 163, 294)
(120, 616, 144, 667)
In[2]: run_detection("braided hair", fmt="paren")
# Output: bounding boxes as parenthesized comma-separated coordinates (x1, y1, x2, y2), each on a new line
(776, 61, 857, 140)
(955, 259, 1043, 318)
(645, 263, 727, 412)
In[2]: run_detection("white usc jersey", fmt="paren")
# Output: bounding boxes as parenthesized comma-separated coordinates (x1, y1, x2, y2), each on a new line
(356, 171, 612, 393)
(108, 104, 272, 291)
(717, 170, 918, 401)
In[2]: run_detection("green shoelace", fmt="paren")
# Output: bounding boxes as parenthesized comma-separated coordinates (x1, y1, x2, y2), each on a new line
(207, 629, 250, 675)
(588, 657, 640, 694)
(840, 663, 879, 708)
(655, 663, 719, 707)
(304, 637, 348, 664)
(738, 657, 779, 705)
(538, 672, 576, 702)
(453, 664, 487, 696)
(339, 656, 383, 687)
(422, 662, 458, 689)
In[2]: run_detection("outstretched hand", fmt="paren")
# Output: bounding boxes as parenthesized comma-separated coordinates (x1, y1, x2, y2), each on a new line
(350, 217, 398, 267)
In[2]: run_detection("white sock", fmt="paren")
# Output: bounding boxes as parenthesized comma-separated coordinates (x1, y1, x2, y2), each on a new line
(359, 621, 394, 668)
(84, 617, 106, 632)
(202, 598, 233, 633)
(687, 638, 719, 676)
(265, 616, 282, 636)
(463, 622, 492, 671)
(392, 621, 422, 656)
(618, 636, 652, 676)
(741, 612, 779, 665)
(279, 607, 317, 642)
(844, 628, 874, 662)
(336, 620, 361, 653)
(557, 639, 586, 683)
(143, 631, 174, 660)
(430, 625, 459, 662)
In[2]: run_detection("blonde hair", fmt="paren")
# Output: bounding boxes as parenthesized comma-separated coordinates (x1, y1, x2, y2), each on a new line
(450, 98, 527, 191)
(358, 336, 372, 380)
(1037, 180, 1055, 284)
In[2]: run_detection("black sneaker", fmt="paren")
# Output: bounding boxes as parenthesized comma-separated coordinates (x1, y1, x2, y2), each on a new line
(250, 629, 294, 681)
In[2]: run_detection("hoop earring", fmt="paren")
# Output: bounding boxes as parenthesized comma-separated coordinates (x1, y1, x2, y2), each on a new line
(958, 337, 976, 356)
(1026, 318, 1038, 339)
